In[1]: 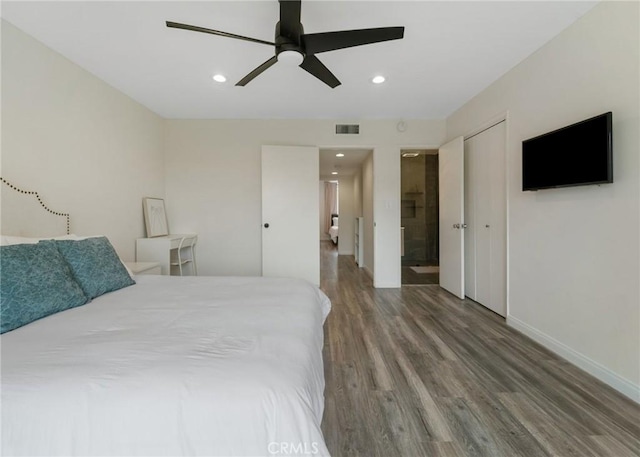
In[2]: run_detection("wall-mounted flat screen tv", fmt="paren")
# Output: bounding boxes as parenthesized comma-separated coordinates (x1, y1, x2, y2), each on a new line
(522, 112, 612, 191)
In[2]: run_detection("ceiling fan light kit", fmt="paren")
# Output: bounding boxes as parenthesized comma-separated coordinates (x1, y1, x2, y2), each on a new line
(167, 0, 404, 88)
(277, 50, 305, 66)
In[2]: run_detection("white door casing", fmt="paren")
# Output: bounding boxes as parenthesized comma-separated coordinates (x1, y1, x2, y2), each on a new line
(261, 145, 320, 286)
(438, 136, 465, 299)
(464, 136, 478, 300)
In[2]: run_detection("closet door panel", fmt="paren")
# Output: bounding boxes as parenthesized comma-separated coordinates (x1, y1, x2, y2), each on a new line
(489, 122, 507, 316)
(464, 136, 478, 300)
(475, 140, 492, 307)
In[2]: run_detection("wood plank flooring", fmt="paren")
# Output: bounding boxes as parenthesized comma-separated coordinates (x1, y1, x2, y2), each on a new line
(319, 242, 640, 457)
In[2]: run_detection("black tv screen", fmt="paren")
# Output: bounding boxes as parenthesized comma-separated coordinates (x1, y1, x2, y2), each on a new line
(522, 112, 612, 191)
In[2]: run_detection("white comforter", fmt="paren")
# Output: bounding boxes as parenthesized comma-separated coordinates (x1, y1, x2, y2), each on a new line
(1, 275, 331, 456)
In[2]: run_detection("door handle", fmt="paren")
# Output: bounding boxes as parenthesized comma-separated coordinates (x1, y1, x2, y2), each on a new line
(264, 223, 270, 228)
(461, 224, 467, 229)
(453, 223, 460, 229)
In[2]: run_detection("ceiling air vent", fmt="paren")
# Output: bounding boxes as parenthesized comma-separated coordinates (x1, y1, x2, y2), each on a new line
(335, 124, 360, 135)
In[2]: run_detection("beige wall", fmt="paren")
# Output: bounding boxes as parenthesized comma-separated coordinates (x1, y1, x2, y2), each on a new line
(1, 20, 165, 260)
(447, 2, 639, 398)
(362, 152, 374, 277)
(337, 175, 355, 256)
(319, 181, 330, 241)
(163, 120, 445, 278)
(353, 168, 363, 219)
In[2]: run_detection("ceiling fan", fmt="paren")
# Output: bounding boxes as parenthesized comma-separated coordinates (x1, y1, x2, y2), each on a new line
(166, 0, 404, 88)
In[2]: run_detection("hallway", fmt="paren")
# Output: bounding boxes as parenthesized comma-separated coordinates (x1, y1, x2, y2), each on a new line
(319, 241, 639, 457)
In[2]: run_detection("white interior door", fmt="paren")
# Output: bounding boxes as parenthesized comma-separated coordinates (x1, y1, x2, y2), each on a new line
(262, 145, 319, 286)
(439, 137, 465, 299)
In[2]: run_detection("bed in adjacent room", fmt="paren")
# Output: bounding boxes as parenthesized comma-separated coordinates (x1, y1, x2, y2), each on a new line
(328, 214, 338, 244)
(0, 179, 331, 457)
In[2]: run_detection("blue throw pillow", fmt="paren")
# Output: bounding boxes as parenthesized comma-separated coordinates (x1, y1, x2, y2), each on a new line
(0, 242, 89, 334)
(49, 237, 135, 299)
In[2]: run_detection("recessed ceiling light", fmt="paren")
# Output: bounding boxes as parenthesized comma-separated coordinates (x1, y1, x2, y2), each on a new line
(336, 153, 345, 157)
(402, 152, 420, 158)
(212, 74, 227, 83)
(331, 171, 338, 175)
(372, 75, 386, 84)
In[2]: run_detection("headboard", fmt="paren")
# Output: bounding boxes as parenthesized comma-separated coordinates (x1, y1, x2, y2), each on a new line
(1, 178, 70, 237)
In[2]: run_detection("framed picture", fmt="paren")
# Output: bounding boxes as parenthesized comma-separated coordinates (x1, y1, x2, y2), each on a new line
(143, 197, 169, 237)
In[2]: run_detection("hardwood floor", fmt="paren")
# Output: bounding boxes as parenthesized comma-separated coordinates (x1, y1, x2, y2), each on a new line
(319, 241, 640, 457)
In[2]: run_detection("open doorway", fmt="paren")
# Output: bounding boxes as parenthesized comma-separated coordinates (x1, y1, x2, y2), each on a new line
(319, 148, 371, 278)
(401, 149, 440, 285)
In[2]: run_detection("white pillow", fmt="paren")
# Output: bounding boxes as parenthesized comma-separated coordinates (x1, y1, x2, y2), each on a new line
(0, 234, 134, 278)
(0, 234, 79, 246)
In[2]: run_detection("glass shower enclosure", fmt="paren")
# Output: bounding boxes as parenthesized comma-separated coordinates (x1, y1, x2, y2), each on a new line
(401, 151, 439, 285)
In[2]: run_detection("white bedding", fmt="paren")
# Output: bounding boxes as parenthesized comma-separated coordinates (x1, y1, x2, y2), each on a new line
(1, 275, 331, 456)
(328, 225, 338, 244)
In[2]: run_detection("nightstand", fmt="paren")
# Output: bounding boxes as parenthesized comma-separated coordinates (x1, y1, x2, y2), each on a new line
(125, 261, 162, 276)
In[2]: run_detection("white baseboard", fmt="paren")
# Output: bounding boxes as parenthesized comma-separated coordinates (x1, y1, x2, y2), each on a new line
(507, 315, 640, 403)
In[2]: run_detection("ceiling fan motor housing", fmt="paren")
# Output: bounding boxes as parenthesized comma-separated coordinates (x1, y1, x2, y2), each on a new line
(275, 21, 305, 58)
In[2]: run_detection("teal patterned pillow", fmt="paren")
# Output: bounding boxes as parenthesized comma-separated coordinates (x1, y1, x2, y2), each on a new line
(0, 243, 89, 334)
(49, 237, 135, 299)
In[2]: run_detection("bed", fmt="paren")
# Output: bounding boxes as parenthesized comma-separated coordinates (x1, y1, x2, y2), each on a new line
(328, 214, 338, 244)
(0, 179, 331, 456)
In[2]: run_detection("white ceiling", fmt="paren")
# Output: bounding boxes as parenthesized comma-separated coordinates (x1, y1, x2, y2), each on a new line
(2, 1, 597, 120)
(319, 148, 371, 177)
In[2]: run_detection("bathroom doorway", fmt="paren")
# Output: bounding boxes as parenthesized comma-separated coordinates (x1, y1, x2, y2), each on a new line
(401, 149, 439, 285)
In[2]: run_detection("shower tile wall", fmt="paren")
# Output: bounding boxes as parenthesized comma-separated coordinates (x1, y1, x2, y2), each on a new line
(401, 154, 439, 266)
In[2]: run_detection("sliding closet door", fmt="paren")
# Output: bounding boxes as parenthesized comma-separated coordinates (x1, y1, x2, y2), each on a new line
(463, 122, 506, 317)
(487, 122, 506, 316)
(475, 141, 492, 306)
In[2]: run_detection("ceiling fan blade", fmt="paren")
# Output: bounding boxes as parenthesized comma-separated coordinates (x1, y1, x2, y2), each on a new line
(236, 56, 279, 86)
(279, 0, 302, 39)
(299, 55, 341, 88)
(166, 21, 275, 47)
(302, 27, 404, 55)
